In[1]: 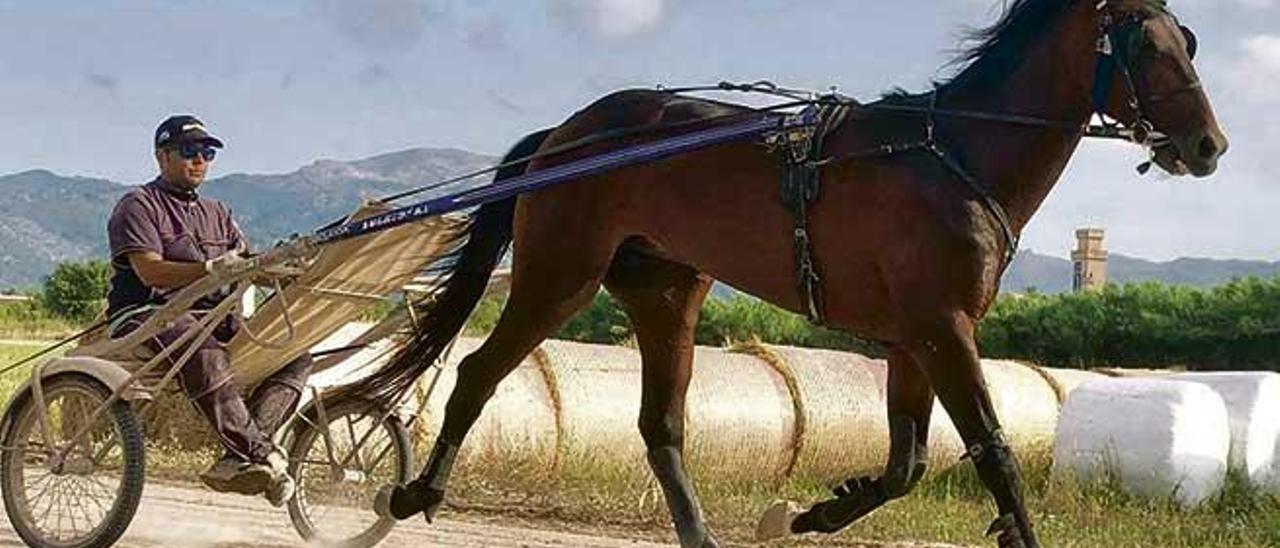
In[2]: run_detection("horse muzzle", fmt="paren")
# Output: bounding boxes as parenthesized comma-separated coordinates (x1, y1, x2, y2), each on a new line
(1159, 125, 1228, 177)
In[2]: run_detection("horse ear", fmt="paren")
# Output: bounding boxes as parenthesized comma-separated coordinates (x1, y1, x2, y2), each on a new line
(1179, 25, 1198, 59)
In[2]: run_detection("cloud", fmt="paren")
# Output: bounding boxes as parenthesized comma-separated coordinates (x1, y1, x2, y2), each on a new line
(465, 15, 509, 53)
(85, 72, 118, 93)
(313, 0, 443, 53)
(548, 0, 666, 40)
(1234, 34, 1280, 92)
(356, 63, 393, 86)
(1178, 0, 1274, 8)
(1215, 34, 1280, 167)
(487, 91, 526, 114)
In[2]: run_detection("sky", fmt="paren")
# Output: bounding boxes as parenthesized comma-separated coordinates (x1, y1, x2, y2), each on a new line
(0, 0, 1276, 261)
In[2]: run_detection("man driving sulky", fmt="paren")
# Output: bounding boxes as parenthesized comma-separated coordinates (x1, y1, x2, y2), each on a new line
(105, 115, 311, 506)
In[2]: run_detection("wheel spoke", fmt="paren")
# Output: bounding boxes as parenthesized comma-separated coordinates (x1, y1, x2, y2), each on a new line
(3, 378, 140, 547)
(291, 404, 405, 545)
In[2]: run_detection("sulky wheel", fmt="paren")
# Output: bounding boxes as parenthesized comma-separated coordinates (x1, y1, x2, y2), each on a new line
(284, 396, 412, 548)
(0, 373, 146, 548)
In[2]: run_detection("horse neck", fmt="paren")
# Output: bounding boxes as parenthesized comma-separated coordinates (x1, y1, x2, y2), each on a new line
(939, 2, 1100, 234)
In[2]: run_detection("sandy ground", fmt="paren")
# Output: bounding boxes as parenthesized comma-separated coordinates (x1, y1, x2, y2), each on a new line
(0, 481, 680, 548)
(0, 481, 968, 548)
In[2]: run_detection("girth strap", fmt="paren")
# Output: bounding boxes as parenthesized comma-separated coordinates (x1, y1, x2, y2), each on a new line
(771, 103, 851, 325)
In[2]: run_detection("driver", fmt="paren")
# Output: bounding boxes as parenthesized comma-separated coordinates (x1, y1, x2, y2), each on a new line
(105, 115, 310, 506)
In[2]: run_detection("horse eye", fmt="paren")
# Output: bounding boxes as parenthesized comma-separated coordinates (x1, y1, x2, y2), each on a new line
(1180, 25, 1198, 60)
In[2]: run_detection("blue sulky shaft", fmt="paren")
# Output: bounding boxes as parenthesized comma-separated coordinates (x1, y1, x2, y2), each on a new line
(312, 112, 799, 246)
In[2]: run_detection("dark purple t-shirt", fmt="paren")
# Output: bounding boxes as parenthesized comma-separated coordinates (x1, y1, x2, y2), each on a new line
(106, 178, 245, 316)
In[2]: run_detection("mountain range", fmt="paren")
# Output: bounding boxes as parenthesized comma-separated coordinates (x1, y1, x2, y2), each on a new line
(2, 149, 1277, 292)
(0, 148, 494, 289)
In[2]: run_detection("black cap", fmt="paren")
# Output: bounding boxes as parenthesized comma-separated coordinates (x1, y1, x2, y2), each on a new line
(154, 115, 224, 149)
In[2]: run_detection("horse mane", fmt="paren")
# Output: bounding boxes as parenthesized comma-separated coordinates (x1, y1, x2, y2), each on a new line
(948, 0, 1078, 90)
(883, 0, 1078, 100)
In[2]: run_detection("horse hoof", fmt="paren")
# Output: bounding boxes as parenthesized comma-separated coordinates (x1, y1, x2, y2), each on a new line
(384, 480, 444, 522)
(985, 514, 1034, 548)
(754, 499, 800, 541)
(373, 485, 394, 518)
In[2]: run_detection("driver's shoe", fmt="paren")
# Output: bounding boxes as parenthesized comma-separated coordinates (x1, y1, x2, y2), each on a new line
(200, 455, 272, 495)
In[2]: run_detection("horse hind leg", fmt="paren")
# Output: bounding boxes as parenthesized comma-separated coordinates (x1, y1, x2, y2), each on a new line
(386, 219, 620, 523)
(780, 345, 933, 536)
(602, 247, 719, 548)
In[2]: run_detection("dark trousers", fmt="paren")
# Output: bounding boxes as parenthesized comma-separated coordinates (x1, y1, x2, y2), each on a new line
(119, 311, 312, 462)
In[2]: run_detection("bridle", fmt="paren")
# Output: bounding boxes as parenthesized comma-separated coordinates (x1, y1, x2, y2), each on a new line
(817, 0, 1206, 267)
(1090, 0, 1203, 154)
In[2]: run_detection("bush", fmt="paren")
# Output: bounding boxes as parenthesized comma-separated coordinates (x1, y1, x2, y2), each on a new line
(978, 277, 1280, 370)
(40, 260, 111, 323)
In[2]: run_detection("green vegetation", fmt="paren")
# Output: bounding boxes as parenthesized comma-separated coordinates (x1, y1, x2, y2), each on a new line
(0, 299, 74, 339)
(0, 259, 108, 339)
(460, 276, 1280, 371)
(40, 260, 111, 323)
(444, 445, 1280, 548)
(0, 342, 58, 406)
(980, 277, 1280, 370)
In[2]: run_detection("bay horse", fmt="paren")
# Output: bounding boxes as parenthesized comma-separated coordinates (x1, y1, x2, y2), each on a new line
(360, 0, 1226, 546)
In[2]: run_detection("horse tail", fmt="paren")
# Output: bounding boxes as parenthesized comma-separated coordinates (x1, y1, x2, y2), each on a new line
(337, 127, 554, 403)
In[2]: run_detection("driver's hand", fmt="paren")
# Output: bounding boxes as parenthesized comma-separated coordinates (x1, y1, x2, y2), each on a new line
(204, 250, 258, 280)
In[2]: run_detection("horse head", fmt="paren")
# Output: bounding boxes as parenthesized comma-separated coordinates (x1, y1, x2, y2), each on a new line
(1094, 0, 1228, 176)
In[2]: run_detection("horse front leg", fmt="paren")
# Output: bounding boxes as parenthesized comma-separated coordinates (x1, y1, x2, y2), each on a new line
(902, 310, 1040, 548)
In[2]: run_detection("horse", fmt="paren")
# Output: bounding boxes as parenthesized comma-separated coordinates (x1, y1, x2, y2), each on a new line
(361, 0, 1227, 546)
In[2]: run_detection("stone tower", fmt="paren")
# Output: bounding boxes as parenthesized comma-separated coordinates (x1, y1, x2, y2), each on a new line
(1071, 228, 1108, 292)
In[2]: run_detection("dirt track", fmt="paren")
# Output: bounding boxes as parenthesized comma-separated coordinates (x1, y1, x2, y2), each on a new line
(0, 482, 676, 548)
(0, 481, 965, 548)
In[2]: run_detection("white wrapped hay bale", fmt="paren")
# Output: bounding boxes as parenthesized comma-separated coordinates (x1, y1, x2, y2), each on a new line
(1171, 372, 1280, 492)
(1053, 378, 1230, 507)
(1041, 368, 1108, 401)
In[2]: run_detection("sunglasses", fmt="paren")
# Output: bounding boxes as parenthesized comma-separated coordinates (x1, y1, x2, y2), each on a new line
(170, 143, 218, 162)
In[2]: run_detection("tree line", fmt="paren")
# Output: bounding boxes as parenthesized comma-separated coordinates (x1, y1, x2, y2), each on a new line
(6, 260, 1278, 371)
(470, 277, 1280, 371)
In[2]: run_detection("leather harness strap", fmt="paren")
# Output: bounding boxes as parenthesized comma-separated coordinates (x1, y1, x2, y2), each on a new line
(769, 103, 851, 325)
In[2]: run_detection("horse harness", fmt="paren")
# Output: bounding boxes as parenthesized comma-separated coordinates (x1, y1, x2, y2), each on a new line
(749, 1, 1201, 325)
(760, 90, 1024, 326)
(765, 102, 851, 325)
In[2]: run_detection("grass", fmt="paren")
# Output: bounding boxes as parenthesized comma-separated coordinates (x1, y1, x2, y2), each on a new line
(432, 441, 1280, 548)
(0, 341, 58, 405)
(0, 303, 77, 340)
(3, 340, 1278, 547)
